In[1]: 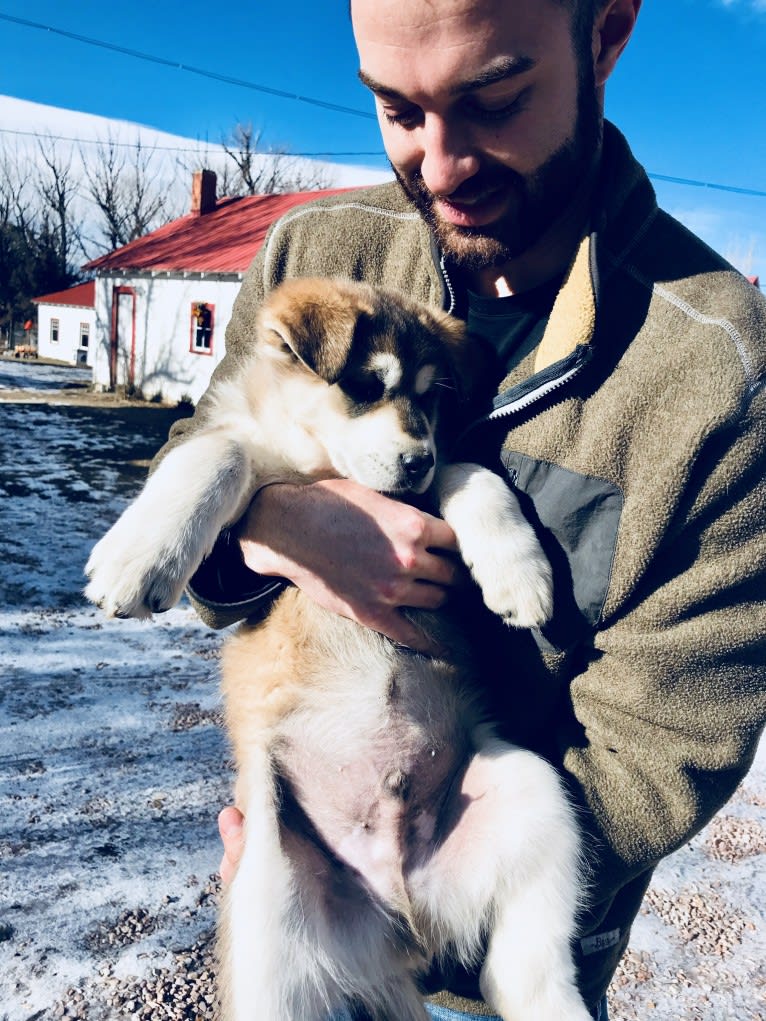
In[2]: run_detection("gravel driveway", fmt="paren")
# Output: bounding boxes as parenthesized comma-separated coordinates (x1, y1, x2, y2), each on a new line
(1, 361, 763, 1021)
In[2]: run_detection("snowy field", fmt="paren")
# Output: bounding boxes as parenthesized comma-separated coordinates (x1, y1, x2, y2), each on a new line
(0, 362, 764, 1020)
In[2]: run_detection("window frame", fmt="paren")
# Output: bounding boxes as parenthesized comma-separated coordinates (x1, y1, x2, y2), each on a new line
(190, 302, 215, 356)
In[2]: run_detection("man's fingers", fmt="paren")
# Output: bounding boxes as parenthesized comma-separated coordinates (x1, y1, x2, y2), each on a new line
(359, 607, 439, 654)
(416, 548, 463, 588)
(218, 806, 245, 885)
(421, 511, 459, 553)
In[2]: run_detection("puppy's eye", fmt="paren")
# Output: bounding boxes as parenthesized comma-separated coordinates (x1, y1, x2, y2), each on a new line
(341, 374, 385, 405)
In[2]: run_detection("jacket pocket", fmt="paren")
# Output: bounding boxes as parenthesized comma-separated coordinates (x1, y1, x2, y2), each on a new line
(502, 451, 623, 653)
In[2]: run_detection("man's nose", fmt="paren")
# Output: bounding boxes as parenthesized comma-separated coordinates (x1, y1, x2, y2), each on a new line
(419, 115, 480, 197)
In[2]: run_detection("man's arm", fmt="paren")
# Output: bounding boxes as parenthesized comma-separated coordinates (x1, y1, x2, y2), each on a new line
(238, 479, 460, 649)
(560, 390, 766, 909)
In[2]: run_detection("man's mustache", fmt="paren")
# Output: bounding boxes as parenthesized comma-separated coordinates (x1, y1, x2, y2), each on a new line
(405, 164, 522, 205)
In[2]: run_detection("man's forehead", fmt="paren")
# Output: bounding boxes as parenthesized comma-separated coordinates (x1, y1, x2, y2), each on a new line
(352, 0, 569, 84)
(350, 0, 566, 31)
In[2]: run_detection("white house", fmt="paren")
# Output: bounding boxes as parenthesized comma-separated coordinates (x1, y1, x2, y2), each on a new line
(33, 281, 96, 365)
(83, 172, 352, 404)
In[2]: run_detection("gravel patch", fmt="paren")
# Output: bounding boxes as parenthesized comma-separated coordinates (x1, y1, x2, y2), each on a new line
(2, 367, 764, 1021)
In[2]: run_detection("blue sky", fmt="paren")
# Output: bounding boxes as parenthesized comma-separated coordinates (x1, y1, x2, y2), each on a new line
(1, 0, 764, 278)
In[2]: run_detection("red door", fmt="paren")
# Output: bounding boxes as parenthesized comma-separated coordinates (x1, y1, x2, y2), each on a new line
(109, 286, 136, 390)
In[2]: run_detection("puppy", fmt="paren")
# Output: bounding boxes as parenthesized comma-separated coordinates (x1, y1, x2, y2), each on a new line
(85, 278, 591, 1021)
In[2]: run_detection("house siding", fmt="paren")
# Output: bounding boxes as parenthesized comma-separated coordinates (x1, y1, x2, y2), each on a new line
(37, 302, 97, 366)
(92, 274, 241, 403)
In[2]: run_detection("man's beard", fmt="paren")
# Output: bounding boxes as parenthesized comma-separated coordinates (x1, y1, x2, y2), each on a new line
(393, 76, 602, 271)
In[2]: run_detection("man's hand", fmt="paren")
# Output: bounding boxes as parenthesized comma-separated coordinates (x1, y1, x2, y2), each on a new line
(238, 478, 461, 651)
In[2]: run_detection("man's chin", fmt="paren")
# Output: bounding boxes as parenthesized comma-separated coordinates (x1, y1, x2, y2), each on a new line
(432, 219, 522, 270)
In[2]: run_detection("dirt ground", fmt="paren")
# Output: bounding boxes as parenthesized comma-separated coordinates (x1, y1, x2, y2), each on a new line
(1, 363, 225, 1021)
(1, 360, 764, 1021)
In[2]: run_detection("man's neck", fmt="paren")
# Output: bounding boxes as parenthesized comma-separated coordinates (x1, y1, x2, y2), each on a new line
(466, 160, 600, 299)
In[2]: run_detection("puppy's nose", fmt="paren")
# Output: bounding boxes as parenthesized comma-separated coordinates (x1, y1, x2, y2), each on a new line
(401, 449, 435, 483)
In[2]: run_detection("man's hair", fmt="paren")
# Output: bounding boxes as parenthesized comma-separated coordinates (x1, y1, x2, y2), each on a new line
(556, 0, 611, 63)
(558, 0, 609, 17)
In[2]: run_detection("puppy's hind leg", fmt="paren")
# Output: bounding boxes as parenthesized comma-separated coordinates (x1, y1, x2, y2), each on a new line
(473, 739, 591, 1021)
(217, 748, 295, 1021)
(408, 733, 590, 1021)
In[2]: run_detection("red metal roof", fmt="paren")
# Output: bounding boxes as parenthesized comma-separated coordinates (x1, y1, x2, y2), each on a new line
(83, 189, 351, 276)
(33, 280, 96, 308)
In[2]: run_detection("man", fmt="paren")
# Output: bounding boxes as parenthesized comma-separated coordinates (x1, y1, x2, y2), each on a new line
(164, 1, 766, 1018)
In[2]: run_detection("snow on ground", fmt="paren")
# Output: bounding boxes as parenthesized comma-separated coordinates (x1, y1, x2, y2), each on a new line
(1, 366, 228, 1020)
(0, 361, 764, 1021)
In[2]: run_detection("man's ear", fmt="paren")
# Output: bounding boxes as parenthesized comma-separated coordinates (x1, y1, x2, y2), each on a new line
(258, 278, 364, 384)
(592, 0, 641, 89)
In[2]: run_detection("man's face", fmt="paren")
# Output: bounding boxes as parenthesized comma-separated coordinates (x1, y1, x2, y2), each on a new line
(352, 0, 602, 270)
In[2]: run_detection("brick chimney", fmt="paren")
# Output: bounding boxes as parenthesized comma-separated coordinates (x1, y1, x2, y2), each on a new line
(191, 170, 217, 216)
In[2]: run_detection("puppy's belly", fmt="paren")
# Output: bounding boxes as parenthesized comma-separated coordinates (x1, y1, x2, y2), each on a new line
(276, 706, 472, 913)
(226, 592, 482, 915)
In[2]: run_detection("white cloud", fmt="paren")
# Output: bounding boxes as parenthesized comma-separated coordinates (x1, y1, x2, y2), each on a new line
(663, 200, 766, 278)
(717, 0, 766, 14)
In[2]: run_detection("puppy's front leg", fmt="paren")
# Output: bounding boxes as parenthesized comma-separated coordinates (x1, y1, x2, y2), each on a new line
(85, 432, 253, 618)
(436, 463, 553, 629)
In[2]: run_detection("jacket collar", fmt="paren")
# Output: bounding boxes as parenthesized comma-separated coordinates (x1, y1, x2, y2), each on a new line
(531, 121, 658, 375)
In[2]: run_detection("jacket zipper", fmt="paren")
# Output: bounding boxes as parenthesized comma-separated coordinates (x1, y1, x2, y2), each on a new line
(457, 344, 593, 446)
(436, 247, 594, 440)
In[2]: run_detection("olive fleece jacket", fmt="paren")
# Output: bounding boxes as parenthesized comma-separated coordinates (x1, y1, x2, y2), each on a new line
(159, 123, 766, 1012)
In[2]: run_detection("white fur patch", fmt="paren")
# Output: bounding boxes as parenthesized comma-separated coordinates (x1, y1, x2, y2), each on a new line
(414, 364, 436, 395)
(369, 352, 402, 391)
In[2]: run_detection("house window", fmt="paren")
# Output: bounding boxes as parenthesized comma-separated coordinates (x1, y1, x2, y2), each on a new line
(79, 322, 90, 348)
(190, 302, 214, 355)
(50, 318, 60, 343)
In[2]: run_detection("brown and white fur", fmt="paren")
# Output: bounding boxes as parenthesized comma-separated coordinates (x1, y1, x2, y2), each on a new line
(85, 278, 591, 1021)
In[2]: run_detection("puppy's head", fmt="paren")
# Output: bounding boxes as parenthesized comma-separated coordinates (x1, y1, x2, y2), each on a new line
(257, 277, 465, 494)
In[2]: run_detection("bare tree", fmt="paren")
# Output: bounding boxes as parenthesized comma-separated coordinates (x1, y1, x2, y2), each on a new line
(80, 134, 177, 253)
(221, 122, 332, 195)
(0, 137, 80, 342)
(35, 136, 82, 279)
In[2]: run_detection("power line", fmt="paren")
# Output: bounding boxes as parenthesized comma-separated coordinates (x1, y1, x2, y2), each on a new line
(0, 14, 764, 197)
(0, 126, 385, 159)
(648, 173, 766, 199)
(0, 12, 377, 122)
(2, 126, 765, 199)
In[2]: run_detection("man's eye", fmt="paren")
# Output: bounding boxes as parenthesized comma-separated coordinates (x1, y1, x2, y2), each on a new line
(381, 105, 421, 129)
(465, 88, 529, 123)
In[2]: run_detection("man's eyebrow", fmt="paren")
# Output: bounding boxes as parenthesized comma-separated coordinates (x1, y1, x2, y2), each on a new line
(358, 69, 404, 100)
(358, 55, 536, 101)
(455, 56, 536, 94)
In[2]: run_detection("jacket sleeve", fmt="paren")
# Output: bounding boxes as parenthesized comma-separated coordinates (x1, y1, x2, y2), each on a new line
(559, 384, 766, 907)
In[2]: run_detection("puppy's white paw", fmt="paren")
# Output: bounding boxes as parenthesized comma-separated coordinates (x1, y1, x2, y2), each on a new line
(471, 541, 554, 630)
(438, 463, 554, 631)
(84, 513, 187, 619)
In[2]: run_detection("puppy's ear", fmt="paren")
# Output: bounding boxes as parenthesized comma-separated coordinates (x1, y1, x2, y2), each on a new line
(417, 307, 477, 406)
(259, 278, 367, 384)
